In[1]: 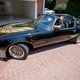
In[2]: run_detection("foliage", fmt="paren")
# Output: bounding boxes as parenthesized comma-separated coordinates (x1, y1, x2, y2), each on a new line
(54, 3, 67, 13)
(66, 0, 80, 18)
(45, 0, 56, 10)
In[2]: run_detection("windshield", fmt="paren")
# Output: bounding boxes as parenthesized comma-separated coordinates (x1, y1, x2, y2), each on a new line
(36, 15, 55, 31)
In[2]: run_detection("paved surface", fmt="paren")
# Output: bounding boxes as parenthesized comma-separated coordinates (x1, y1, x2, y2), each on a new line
(0, 42, 80, 80)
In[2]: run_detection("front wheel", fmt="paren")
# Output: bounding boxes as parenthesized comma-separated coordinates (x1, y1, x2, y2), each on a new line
(7, 44, 29, 60)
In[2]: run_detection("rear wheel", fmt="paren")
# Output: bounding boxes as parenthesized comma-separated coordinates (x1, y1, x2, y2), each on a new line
(73, 29, 76, 33)
(76, 34, 80, 43)
(7, 44, 29, 60)
(71, 34, 80, 44)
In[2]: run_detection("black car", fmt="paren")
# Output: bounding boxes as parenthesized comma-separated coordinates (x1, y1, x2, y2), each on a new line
(0, 14, 80, 60)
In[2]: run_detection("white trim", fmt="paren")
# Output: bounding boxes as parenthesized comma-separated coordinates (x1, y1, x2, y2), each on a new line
(35, 0, 37, 19)
(43, 0, 45, 14)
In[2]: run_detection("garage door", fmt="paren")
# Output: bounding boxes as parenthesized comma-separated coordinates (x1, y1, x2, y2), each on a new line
(21, 1, 37, 19)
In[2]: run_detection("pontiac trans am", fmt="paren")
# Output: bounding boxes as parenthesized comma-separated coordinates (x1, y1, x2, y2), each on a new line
(0, 14, 80, 60)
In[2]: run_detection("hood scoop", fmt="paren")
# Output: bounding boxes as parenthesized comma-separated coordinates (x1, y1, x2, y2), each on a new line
(0, 27, 34, 33)
(0, 22, 34, 34)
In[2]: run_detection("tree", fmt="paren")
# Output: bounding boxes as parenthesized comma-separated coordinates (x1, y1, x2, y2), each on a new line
(54, 3, 67, 13)
(45, 0, 56, 10)
(66, 0, 80, 18)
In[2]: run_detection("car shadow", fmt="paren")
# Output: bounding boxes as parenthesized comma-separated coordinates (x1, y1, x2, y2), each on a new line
(0, 41, 73, 61)
(0, 57, 8, 61)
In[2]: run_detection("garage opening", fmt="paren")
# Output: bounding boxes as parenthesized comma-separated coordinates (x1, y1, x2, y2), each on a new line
(21, 1, 37, 19)
(0, 0, 45, 19)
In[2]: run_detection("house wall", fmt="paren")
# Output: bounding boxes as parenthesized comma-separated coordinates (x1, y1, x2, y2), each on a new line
(37, 0, 44, 16)
(0, 0, 22, 16)
(0, 0, 7, 16)
(12, 0, 22, 16)
(21, 0, 45, 19)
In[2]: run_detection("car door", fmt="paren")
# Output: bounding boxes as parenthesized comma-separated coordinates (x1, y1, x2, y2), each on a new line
(50, 26, 77, 45)
(30, 25, 71, 48)
(43, 30, 71, 45)
(30, 30, 51, 48)
(30, 29, 72, 48)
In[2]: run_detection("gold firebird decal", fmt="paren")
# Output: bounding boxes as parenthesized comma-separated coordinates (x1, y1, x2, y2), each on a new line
(0, 22, 34, 33)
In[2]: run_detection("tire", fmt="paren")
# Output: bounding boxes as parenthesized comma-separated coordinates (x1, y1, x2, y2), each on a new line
(71, 34, 80, 44)
(73, 29, 76, 33)
(8, 44, 29, 60)
(76, 34, 80, 43)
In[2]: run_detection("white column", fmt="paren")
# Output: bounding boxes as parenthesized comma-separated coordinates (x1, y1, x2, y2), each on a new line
(43, 0, 45, 14)
(35, 0, 37, 19)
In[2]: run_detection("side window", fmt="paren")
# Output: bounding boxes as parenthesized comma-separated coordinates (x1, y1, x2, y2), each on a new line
(68, 20, 74, 28)
(55, 19, 60, 25)
(64, 16, 74, 28)
(54, 18, 67, 30)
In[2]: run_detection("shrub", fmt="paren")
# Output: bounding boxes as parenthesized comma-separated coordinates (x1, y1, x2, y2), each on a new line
(66, 0, 80, 18)
(45, 0, 56, 10)
(54, 3, 67, 13)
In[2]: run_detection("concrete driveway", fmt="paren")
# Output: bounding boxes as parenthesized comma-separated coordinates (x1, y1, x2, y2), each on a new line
(0, 42, 80, 80)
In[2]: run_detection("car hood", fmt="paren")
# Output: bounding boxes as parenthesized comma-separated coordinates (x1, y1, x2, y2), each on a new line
(0, 22, 34, 36)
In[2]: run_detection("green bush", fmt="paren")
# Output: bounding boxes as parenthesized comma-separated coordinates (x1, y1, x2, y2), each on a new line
(66, 0, 80, 18)
(54, 3, 67, 13)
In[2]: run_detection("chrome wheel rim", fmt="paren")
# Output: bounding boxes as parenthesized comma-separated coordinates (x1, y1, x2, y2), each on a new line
(77, 35, 80, 43)
(9, 45, 25, 59)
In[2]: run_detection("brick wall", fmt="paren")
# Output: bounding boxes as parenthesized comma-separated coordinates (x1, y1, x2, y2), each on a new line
(37, 0, 44, 16)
